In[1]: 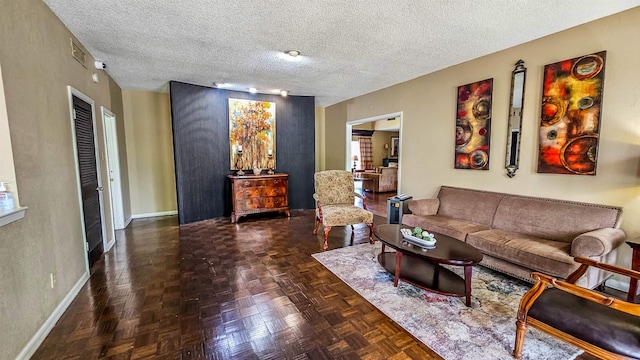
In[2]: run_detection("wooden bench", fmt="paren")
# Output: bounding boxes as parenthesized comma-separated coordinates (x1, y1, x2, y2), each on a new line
(513, 257, 640, 360)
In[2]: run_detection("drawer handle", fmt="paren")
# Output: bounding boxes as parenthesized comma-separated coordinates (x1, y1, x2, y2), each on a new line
(273, 179, 279, 184)
(244, 181, 250, 186)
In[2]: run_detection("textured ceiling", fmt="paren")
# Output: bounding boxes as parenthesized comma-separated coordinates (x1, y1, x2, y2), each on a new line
(43, 0, 640, 107)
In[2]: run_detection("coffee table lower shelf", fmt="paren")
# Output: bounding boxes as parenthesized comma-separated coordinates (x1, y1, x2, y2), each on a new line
(378, 251, 468, 300)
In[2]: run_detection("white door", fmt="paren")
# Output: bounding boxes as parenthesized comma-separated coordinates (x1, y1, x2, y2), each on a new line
(102, 107, 125, 230)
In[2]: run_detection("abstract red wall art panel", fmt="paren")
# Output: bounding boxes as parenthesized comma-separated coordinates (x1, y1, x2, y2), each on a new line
(455, 78, 493, 170)
(537, 51, 606, 175)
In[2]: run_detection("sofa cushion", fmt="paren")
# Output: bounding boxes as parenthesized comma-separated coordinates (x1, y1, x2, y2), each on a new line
(407, 198, 440, 216)
(317, 205, 373, 227)
(402, 214, 489, 241)
(467, 229, 579, 278)
(437, 186, 505, 227)
(572, 228, 627, 257)
(492, 196, 622, 243)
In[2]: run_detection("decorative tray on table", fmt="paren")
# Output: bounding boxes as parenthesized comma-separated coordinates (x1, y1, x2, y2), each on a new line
(400, 228, 436, 249)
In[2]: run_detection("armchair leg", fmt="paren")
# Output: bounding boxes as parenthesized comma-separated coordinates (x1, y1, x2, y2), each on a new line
(313, 217, 321, 235)
(367, 223, 374, 244)
(513, 319, 527, 359)
(323, 226, 332, 250)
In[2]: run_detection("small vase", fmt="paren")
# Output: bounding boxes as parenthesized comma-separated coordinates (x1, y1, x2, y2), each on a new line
(253, 168, 262, 175)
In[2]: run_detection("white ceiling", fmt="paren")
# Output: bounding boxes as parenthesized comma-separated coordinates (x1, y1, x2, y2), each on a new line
(42, 0, 640, 107)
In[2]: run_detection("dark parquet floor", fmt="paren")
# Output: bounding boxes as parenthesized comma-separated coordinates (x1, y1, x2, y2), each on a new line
(32, 189, 604, 359)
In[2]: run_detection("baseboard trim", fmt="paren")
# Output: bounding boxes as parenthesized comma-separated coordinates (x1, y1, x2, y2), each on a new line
(105, 237, 115, 252)
(17, 271, 90, 360)
(131, 210, 177, 219)
(123, 216, 133, 228)
(606, 278, 640, 295)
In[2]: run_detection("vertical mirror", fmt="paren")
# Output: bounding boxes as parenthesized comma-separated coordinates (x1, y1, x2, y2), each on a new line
(506, 60, 526, 178)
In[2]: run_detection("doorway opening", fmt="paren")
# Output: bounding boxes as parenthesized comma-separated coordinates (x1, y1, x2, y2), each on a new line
(102, 107, 125, 233)
(346, 112, 403, 193)
(68, 87, 108, 271)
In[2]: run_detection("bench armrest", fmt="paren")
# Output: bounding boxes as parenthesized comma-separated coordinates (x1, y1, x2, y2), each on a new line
(407, 198, 440, 216)
(571, 228, 626, 257)
(570, 256, 640, 282)
(521, 271, 640, 317)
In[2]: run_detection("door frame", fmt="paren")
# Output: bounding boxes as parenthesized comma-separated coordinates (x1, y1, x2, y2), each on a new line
(68, 86, 108, 271)
(101, 107, 125, 234)
(345, 111, 403, 193)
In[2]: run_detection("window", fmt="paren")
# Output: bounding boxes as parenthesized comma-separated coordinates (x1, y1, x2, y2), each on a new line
(351, 141, 361, 170)
(0, 64, 27, 226)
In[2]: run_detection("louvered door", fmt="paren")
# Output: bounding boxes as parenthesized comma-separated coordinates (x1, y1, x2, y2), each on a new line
(73, 95, 103, 269)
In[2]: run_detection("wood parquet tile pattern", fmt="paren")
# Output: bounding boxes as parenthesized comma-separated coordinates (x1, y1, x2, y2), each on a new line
(31, 204, 440, 359)
(31, 191, 601, 360)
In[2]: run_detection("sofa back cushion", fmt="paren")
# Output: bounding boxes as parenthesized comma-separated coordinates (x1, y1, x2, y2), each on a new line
(437, 186, 505, 227)
(492, 196, 623, 242)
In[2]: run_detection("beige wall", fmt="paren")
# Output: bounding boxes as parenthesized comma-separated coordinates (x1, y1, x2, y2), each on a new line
(324, 8, 640, 270)
(315, 106, 325, 171)
(325, 101, 349, 170)
(372, 131, 399, 167)
(123, 90, 177, 216)
(353, 122, 374, 130)
(0, 0, 125, 357)
(374, 117, 400, 131)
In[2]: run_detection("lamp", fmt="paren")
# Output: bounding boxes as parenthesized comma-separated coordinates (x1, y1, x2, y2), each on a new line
(267, 149, 274, 174)
(384, 143, 389, 158)
(235, 145, 245, 176)
(285, 50, 300, 57)
(352, 155, 359, 172)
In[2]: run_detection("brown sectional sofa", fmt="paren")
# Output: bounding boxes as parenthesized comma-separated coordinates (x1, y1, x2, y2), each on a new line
(402, 186, 627, 289)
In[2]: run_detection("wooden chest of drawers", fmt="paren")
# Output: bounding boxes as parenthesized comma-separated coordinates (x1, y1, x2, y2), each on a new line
(228, 173, 290, 223)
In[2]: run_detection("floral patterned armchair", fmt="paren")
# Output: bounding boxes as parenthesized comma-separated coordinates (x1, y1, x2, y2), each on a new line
(313, 170, 374, 250)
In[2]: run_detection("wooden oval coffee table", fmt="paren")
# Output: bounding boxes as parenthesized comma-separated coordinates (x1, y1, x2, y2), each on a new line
(374, 224, 483, 307)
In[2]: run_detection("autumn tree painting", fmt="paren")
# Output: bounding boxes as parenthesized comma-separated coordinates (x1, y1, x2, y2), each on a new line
(229, 99, 276, 170)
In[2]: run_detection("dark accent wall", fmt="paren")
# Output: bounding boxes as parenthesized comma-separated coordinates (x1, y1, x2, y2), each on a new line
(170, 81, 316, 224)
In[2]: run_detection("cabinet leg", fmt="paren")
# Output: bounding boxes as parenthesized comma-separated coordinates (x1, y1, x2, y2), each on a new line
(231, 213, 236, 223)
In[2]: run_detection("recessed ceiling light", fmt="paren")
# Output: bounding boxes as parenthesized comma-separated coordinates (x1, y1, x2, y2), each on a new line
(213, 82, 231, 88)
(285, 50, 300, 57)
(249, 87, 257, 94)
(280, 90, 288, 97)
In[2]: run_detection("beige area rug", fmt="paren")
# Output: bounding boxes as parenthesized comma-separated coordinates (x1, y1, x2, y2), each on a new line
(312, 243, 582, 360)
